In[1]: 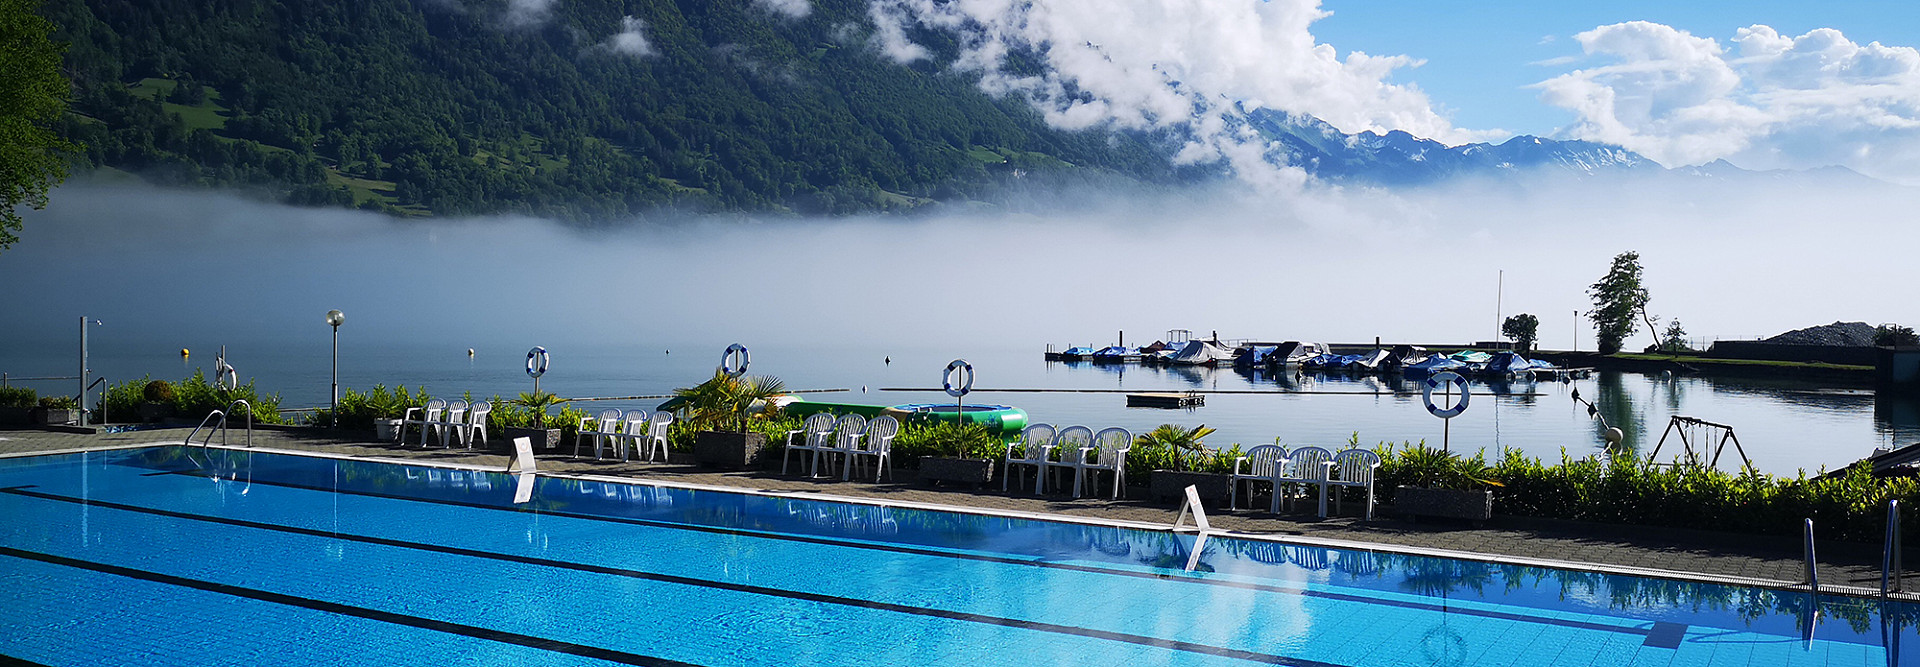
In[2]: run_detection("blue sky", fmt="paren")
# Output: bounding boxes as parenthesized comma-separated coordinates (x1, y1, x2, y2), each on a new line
(1313, 0, 1920, 138)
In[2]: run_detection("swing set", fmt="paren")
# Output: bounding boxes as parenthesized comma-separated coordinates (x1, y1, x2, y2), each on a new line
(1648, 415, 1755, 473)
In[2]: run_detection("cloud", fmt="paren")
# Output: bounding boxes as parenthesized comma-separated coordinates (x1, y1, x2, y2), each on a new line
(1536, 21, 1920, 184)
(504, 0, 556, 27)
(600, 16, 658, 57)
(861, 0, 1499, 188)
(753, 0, 811, 20)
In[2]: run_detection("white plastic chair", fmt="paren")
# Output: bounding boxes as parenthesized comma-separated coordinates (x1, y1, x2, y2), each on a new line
(1327, 449, 1383, 520)
(399, 399, 446, 445)
(613, 409, 650, 461)
(575, 408, 622, 460)
(1002, 423, 1055, 493)
(1229, 444, 1289, 510)
(455, 401, 491, 450)
(1272, 446, 1334, 515)
(1041, 426, 1092, 495)
(844, 415, 898, 482)
(640, 411, 674, 463)
(783, 413, 837, 475)
(818, 414, 866, 478)
(1073, 427, 1132, 499)
(429, 400, 468, 448)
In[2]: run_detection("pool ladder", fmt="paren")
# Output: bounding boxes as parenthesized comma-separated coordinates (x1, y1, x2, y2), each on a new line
(185, 399, 254, 452)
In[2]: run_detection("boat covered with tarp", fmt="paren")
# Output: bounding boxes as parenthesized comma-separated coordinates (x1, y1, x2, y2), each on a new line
(1403, 354, 1467, 377)
(1169, 339, 1237, 367)
(1091, 346, 1141, 363)
(1482, 351, 1547, 376)
(1232, 345, 1280, 368)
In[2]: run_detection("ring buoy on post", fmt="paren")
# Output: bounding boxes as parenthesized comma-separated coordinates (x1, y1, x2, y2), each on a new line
(1422, 371, 1470, 418)
(215, 363, 239, 392)
(943, 359, 974, 397)
(525, 347, 549, 379)
(721, 343, 750, 378)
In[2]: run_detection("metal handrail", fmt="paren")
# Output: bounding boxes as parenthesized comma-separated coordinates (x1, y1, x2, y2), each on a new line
(183, 399, 255, 452)
(1805, 518, 1821, 593)
(1886, 500, 1904, 596)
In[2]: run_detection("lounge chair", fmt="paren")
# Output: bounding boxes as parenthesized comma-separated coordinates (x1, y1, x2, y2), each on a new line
(575, 408, 622, 460)
(1002, 423, 1056, 493)
(640, 412, 673, 463)
(1041, 426, 1093, 495)
(1272, 446, 1334, 515)
(1228, 444, 1288, 510)
(782, 413, 837, 475)
(454, 400, 491, 450)
(844, 415, 897, 482)
(429, 400, 468, 448)
(399, 399, 446, 445)
(1073, 427, 1132, 499)
(1327, 448, 1383, 520)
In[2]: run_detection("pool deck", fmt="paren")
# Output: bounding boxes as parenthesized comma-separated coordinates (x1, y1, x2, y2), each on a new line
(4, 424, 1911, 600)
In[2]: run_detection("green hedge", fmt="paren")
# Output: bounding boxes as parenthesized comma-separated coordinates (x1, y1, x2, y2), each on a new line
(103, 372, 284, 424)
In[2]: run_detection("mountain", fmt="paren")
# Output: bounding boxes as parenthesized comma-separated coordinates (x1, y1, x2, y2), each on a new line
(1241, 108, 1659, 185)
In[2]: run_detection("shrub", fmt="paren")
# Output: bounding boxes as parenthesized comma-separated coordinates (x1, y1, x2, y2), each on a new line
(0, 386, 35, 408)
(892, 421, 1000, 461)
(313, 385, 432, 431)
(37, 395, 78, 410)
(142, 380, 176, 403)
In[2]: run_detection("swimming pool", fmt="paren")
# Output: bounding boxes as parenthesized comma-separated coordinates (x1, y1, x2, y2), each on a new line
(0, 446, 1909, 666)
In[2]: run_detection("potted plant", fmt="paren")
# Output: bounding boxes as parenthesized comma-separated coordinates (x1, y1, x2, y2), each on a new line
(912, 421, 999, 487)
(1143, 424, 1234, 506)
(33, 395, 79, 426)
(138, 380, 177, 423)
(0, 387, 35, 425)
(676, 370, 786, 469)
(504, 391, 567, 451)
(1388, 445, 1502, 525)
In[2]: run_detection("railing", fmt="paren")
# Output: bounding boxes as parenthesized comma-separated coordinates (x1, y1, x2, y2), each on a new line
(1886, 500, 1904, 596)
(1804, 518, 1820, 593)
(184, 399, 254, 454)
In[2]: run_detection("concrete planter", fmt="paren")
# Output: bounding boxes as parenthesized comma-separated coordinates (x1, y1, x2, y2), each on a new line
(373, 418, 402, 441)
(1395, 486, 1493, 523)
(504, 427, 562, 452)
(0, 407, 31, 425)
(919, 457, 995, 487)
(693, 431, 767, 470)
(1149, 470, 1232, 507)
(33, 408, 77, 426)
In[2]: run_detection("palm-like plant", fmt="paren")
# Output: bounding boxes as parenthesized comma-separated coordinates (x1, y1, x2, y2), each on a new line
(511, 391, 567, 428)
(1134, 423, 1218, 472)
(674, 369, 787, 432)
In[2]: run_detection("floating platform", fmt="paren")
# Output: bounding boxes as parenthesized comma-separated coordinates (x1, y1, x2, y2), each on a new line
(1126, 392, 1204, 409)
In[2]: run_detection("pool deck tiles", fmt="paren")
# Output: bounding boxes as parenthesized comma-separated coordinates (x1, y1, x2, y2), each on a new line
(0, 425, 1909, 602)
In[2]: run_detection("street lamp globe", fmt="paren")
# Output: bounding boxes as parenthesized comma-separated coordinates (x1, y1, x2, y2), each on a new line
(326, 309, 346, 328)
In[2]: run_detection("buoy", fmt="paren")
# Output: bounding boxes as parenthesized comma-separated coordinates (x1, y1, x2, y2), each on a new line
(1605, 427, 1624, 444)
(180, 348, 189, 357)
(467, 348, 475, 357)
(884, 356, 890, 364)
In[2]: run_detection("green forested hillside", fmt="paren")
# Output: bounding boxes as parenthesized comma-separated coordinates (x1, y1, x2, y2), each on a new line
(39, 0, 1180, 218)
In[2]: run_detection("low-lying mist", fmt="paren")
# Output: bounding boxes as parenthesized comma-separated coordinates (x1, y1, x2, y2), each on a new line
(3, 175, 1915, 360)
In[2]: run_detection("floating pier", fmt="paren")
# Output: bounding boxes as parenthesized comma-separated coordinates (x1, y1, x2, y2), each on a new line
(1125, 392, 1204, 409)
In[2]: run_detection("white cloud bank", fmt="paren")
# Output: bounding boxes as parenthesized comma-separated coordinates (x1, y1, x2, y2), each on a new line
(863, 0, 1498, 188)
(504, 0, 556, 27)
(753, 0, 811, 20)
(601, 16, 658, 57)
(1538, 21, 1920, 184)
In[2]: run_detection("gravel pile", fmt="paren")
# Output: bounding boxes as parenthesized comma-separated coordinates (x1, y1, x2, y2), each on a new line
(1764, 321, 1878, 346)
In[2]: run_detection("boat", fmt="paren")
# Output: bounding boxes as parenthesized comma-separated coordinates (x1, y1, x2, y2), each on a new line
(1167, 339, 1237, 367)
(1402, 354, 1467, 378)
(1480, 351, 1545, 378)
(1090, 345, 1142, 363)
(1231, 345, 1279, 369)
(1344, 348, 1392, 371)
(1268, 341, 1331, 368)
(1058, 346, 1099, 361)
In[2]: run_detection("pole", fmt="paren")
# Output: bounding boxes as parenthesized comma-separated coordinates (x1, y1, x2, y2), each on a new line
(1495, 269, 1503, 342)
(78, 316, 88, 427)
(1573, 310, 1579, 352)
(330, 324, 339, 429)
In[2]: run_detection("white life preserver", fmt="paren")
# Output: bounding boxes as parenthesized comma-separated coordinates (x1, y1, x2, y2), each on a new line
(1422, 371, 1471, 419)
(216, 362, 239, 392)
(721, 343, 750, 378)
(525, 347, 549, 379)
(943, 359, 974, 398)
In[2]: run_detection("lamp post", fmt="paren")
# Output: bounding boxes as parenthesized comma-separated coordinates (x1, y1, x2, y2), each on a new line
(326, 309, 345, 428)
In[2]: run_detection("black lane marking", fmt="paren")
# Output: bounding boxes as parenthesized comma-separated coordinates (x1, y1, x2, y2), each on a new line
(0, 546, 699, 667)
(0, 485, 34, 491)
(139, 471, 178, 477)
(1642, 622, 1687, 648)
(2, 487, 1341, 667)
(0, 652, 55, 667)
(137, 470, 1662, 641)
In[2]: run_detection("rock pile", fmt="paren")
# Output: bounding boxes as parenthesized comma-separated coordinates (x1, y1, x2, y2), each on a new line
(1764, 321, 1878, 347)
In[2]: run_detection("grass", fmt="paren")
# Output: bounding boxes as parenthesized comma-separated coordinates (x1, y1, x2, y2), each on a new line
(128, 78, 229, 131)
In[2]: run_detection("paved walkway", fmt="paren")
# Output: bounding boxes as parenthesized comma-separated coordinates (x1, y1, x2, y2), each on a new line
(2, 425, 1907, 598)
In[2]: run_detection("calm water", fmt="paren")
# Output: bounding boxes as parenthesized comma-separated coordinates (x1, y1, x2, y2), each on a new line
(3, 337, 1911, 475)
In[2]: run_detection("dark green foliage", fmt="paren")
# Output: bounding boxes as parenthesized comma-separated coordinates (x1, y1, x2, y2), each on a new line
(39, 0, 1176, 218)
(0, 386, 35, 408)
(103, 371, 282, 424)
(310, 384, 432, 431)
(1587, 251, 1650, 355)
(1876, 323, 1919, 347)
(141, 379, 174, 403)
(36, 395, 77, 409)
(671, 370, 786, 433)
(1, 0, 78, 249)
(892, 421, 1000, 460)
(1501, 313, 1538, 351)
(1659, 319, 1692, 352)
(1375, 442, 1501, 491)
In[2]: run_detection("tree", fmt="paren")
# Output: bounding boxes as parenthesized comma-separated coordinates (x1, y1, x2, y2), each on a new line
(1587, 251, 1651, 355)
(1877, 324, 1920, 347)
(1660, 319, 1692, 353)
(0, 0, 77, 251)
(1502, 313, 1539, 351)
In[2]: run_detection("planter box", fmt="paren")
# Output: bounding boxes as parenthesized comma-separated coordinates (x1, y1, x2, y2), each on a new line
(504, 427, 562, 452)
(693, 431, 767, 470)
(373, 418, 401, 441)
(137, 402, 175, 423)
(0, 406, 30, 425)
(32, 408, 76, 426)
(918, 457, 995, 487)
(1395, 486, 1493, 523)
(1149, 470, 1232, 507)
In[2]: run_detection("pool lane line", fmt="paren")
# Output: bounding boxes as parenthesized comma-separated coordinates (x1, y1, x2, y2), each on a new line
(0, 652, 54, 667)
(129, 471, 1676, 643)
(0, 546, 701, 667)
(0, 485, 34, 491)
(0, 488, 1345, 667)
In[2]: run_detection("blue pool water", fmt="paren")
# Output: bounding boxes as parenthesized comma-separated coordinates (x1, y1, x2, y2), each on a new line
(0, 447, 1912, 666)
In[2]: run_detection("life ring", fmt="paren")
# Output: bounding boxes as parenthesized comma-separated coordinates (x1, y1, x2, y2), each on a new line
(216, 363, 239, 392)
(943, 359, 974, 398)
(1422, 371, 1470, 418)
(721, 343, 750, 378)
(525, 347, 549, 379)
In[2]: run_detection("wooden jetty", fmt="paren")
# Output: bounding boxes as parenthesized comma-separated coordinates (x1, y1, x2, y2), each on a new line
(1125, 392, 1204, 409)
